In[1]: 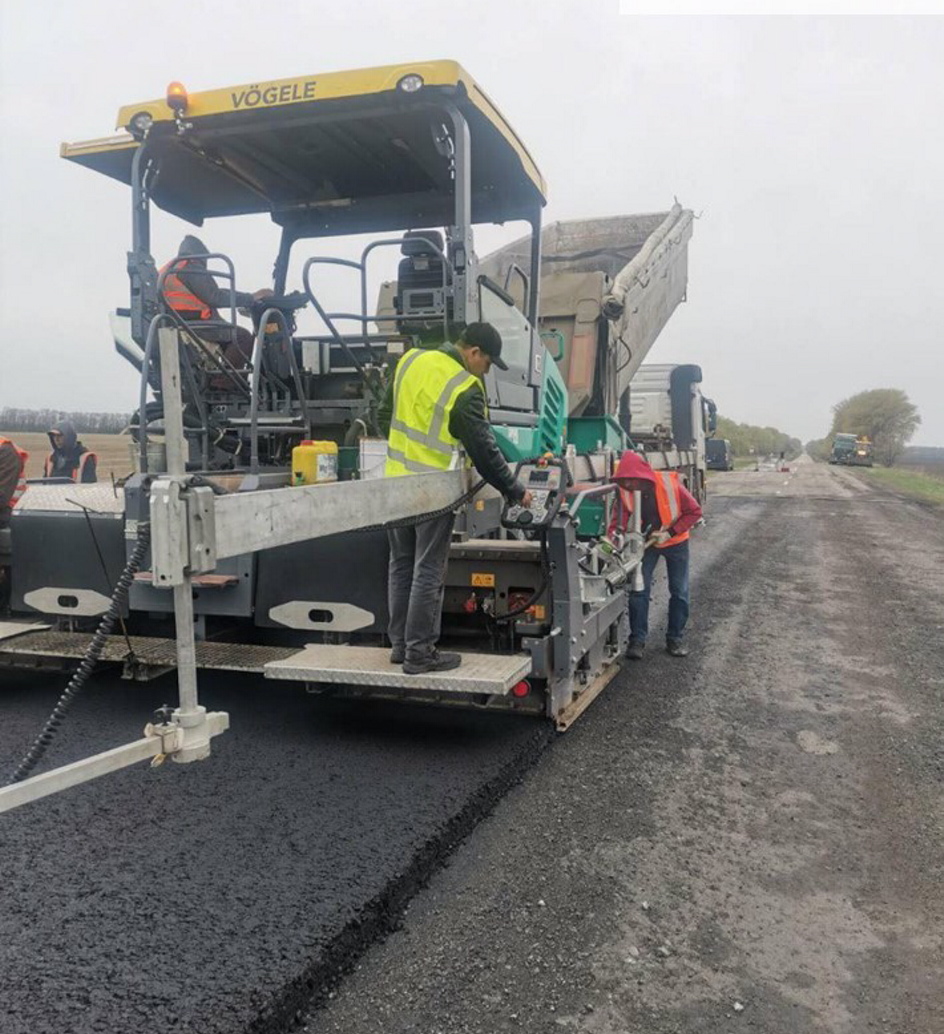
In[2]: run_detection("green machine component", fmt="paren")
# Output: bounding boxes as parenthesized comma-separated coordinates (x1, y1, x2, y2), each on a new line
(492, 358, 568, 463)
(567, 415, 627, 454)
(567, 416, 627, 536)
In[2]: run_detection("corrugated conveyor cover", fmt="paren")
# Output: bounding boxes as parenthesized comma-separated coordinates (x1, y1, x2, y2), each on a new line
(481, 204, 694, 417)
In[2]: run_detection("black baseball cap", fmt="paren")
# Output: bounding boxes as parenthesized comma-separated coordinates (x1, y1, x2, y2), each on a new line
(460, 322, 507, 370)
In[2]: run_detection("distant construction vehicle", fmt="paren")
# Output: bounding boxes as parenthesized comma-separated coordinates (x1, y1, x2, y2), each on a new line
(829, 433, 873, 466)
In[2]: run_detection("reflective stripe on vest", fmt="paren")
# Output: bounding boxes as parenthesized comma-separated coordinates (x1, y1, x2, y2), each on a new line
(616, 471, 689, 548)
(159, 259, 213, 319)
(653, 471, 688, 547)
(0, 437, 28, 507)
(385, 348, 479, 478)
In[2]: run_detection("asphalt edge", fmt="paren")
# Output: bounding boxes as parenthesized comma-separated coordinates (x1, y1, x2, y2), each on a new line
(254, 498, 766, 1033)
(241, 718, 556, 1034)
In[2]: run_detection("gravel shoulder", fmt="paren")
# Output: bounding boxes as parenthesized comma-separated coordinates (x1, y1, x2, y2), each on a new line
(314, 458, 944, 1034)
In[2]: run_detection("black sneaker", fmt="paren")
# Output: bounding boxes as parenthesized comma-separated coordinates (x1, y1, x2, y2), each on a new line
(625, 639, 645, 661)
(666, 639, 689, 658)
(402, 650, 462, 674)
(389, 645, 405, 665)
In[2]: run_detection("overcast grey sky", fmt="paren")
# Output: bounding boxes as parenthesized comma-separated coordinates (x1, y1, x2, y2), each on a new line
(1, 6, 941, 444)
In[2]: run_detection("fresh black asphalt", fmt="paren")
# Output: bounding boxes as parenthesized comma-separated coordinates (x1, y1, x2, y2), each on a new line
(0, 670, 550, 1033)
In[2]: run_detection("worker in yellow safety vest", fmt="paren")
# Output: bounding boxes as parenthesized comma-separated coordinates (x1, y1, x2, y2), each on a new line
(379, 323, 532, 674)
(609, 450, 703, 659)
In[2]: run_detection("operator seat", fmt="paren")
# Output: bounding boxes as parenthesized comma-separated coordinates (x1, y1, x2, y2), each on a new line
(396, 230, 451, 326)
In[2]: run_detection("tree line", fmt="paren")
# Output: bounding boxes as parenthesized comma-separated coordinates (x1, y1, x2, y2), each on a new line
(0, 408, 130, 434)
(715, 416, 803, 459)
(805, 388, 920, 466)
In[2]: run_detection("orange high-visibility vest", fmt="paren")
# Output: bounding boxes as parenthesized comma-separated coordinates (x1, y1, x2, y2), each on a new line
(0, 437, 29, 507)
(43, 451, 97, 482)
(617, 471, 689, 549)
(159, 258, 213, 319)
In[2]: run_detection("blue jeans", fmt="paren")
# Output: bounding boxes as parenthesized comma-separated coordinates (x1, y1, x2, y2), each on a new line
(628, 540, 690, 644)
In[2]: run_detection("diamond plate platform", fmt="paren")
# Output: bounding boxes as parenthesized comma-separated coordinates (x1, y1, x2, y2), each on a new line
(265, 645, 532, 696)
(15, 483, 125, 514)
(0, 627, 297, 673)
(0, 622, 51, 642)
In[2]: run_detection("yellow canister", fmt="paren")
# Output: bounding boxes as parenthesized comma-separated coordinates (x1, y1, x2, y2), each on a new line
(292, 440, 339, 486)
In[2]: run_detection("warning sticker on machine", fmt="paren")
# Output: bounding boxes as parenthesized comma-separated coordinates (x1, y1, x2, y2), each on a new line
(471, 573, 495, 587)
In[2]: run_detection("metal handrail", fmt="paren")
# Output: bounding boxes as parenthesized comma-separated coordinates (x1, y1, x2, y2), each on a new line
(360, 236, 452, 344)
(503, 262, 531, 314)
(249, 307, 311, 474)
(301, 257, 374, 376)
(567, 482, 617, 520)
(301, 235, 455, 360)
(138, 313, 176, 474)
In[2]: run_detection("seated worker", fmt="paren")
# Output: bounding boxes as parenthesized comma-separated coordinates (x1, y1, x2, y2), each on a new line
(159, 235, 273, 379)
(609, 451, 702, 659)
(44, 421, 97, 483)
(379, 322, 532, 674)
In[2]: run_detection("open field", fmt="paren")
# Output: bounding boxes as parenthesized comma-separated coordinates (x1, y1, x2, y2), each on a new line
(851, 464, 944, 506)
(2, 431, 134, 481)
(898, 460, 944, 483)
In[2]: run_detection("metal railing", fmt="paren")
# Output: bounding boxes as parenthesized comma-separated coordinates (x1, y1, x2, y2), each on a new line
(248, 308, 311, 475)
(301, 234, 453, 362)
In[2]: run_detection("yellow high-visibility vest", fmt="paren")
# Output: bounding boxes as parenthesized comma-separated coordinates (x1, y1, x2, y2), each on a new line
(385, 348, 479, 476)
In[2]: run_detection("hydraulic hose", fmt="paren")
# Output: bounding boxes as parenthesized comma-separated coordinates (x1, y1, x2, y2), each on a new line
(7, 527, 151, 785)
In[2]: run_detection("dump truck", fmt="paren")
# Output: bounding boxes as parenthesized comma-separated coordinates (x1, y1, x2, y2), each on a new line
(829, 433, 873, 466)
(622, 364, 716, 500)
(0, 61, 700, 811)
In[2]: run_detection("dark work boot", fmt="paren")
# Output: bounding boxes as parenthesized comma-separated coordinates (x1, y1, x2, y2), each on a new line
(625, 639, 645, 661)
(402, 649, 462, 675)
(389, 644, 405, 665)
(666, 639, 689, 658)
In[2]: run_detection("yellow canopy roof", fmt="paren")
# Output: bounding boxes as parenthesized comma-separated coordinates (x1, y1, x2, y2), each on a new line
(61, 61, 546, 234)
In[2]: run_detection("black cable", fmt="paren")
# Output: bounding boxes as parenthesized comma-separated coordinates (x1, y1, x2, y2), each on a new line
(492, 531, 551, 624)
(615, 333, 633, 374)
(75, 503, 138, 666)
(353, 478, 487, 533)
(7, 527, 151, 785)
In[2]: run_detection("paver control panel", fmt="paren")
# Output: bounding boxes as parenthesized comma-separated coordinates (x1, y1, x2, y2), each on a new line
(501, 462, 565, 530)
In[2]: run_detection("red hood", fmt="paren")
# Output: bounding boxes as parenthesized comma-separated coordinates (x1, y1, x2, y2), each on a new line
(613, 450, 657, 483)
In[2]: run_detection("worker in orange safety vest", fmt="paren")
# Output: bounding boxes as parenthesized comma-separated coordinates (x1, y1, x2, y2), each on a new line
(44, 421, 97, 483)
(159, 235, 274, 387)
(0, 436, 28, 526)
(609, 450, 703, 659)
(0, 435, 28, 610)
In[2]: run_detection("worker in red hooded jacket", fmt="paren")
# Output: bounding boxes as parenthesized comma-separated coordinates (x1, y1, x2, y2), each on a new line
(609, 451, 702, 658)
